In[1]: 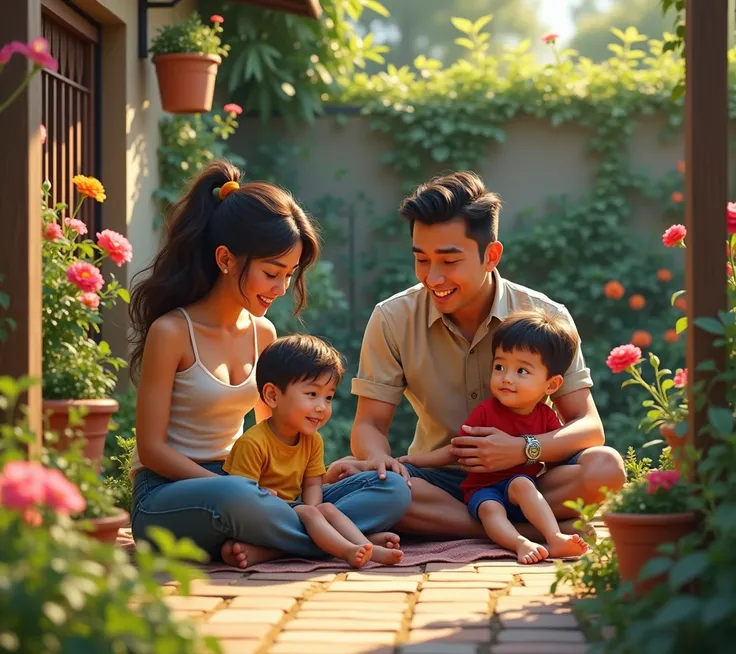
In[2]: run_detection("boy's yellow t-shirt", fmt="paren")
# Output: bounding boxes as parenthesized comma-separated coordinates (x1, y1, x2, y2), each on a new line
(223, 420, 327, 502)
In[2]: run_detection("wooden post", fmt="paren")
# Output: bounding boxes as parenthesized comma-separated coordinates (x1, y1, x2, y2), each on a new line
(0, 0, 43, 442)
(684, 0, 729, 452)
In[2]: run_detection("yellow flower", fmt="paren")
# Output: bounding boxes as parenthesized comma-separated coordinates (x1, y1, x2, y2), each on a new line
(72, 175, 106, 203)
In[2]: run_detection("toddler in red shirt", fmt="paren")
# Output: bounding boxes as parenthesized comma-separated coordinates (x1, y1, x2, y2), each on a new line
(400, 307, 589, 564)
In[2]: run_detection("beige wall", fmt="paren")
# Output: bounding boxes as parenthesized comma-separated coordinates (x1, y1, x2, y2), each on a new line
(71, 0, 195, 387)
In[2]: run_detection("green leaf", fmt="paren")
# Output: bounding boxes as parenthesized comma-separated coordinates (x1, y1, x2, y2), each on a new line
(431, 146, 450, 162)
(668, 552, 709, 589)
(450, 17, 474, 35)
(455, 37, 475, 50)
(653, 595, 701, 626)
(675, 316, 688, 334)
(362, 0, 389, 17)
(708, 407, 733, 436)
(639, 556, 671, 580)
(117, 288, 130, 303)
(670, 290, 686, 305)
(694, 317, 724, 335)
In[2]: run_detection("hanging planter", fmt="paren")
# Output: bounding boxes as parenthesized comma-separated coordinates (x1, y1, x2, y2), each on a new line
(148, 12, 230, 116)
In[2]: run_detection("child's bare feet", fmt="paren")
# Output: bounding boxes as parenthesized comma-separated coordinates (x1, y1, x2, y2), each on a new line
(344, 543, 373, 568)
(516, 539, 549, 564)
(546, 533, 589, 559)
(221, 540, 280, 569)
(368, 532, 401, 549)
(370, 544, 404, 565)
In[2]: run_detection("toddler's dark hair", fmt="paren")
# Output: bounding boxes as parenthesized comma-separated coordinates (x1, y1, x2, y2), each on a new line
(256, 334, 345, 399)
(492, 306, 579, 377)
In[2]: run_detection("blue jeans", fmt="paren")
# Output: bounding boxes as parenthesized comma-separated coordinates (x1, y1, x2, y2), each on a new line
(131, 462, 412, 562)
(466, 474, 537, 523)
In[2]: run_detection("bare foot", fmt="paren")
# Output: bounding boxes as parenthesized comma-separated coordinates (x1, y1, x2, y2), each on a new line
(516, 539, 549, 564)
(546, 533, 589, 559)
(368, 532, 401, 549)
(370, 545, 404, 565)
(220, 540, 281, 569)
(343, 543, 373, 568)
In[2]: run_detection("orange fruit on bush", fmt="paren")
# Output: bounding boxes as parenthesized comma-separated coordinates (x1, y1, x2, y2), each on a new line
(674, 296, 687, 311)
(664, 329, 679, 343)
(603, 280, 625, 300)
(656, 268, 672, 282)
(629, 294, 646, 310)
(631, 330, 652, 348)
(671, 191, 684, 204)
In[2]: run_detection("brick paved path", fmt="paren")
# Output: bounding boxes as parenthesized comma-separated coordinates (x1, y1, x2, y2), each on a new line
(161, 557, 590, 654)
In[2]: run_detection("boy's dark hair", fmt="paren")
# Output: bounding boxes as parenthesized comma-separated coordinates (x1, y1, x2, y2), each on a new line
(492, 306, 579, 378)
(256, 334, 345, 399)
(399, 171, 501, 259)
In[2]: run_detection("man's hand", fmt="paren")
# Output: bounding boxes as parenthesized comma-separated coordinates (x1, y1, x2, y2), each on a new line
(363, 453, 412, 485)
(449, 426, 526, 473)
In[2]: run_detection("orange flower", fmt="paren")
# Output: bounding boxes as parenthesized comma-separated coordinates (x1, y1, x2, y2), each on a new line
(629, 294, 646, 310)
(603, 280, 625, 300)
(664, 329, 679, 343)
(631, 330, 652, 348)
(72, 174, 106, 203)
(674, 297, 687, 311)
(676, 160, 685, 174)
(656, 268, 672, 282)
(671, 191, 684, 204)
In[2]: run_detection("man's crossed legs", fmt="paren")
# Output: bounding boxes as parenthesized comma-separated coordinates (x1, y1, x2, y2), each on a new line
(395, 446, 626, 542)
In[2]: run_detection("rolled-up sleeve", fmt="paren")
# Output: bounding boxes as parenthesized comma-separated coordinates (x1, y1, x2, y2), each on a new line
(351, 305, 406, 405)
(551, 305, 594, 399)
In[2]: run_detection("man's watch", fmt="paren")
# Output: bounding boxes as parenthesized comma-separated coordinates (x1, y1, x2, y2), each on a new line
(522, 435, 542, 466)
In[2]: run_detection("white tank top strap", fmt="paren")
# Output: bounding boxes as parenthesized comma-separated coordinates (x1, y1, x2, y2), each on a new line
(178, 307, 201, 363)
(252, 313, 258, 357)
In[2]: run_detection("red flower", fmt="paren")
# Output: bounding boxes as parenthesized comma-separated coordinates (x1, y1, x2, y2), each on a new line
(0, 41, 29, 65)
(673, 368, 688, 388)
(631, 330, 652, 348)
(662, 224, 687, 247)
(0, 461, 47, 511)
(224, 102, 243, 116)
(629, 294, 646, 310)
(65, 217, 88, 236)
(66, 261, 104, 293)
(80, 292, 100, 310)
(210, 14, 224, 24)
(664, 329, 679, 343)
(44, 468, 85, 515)
(656, 268, 672, 282)
(26, 37, 58, 72)
(727, 263, 733, 277)
(676, 160, 685, 175)
(606, 344, 642, 374)
(43, 222, 63, 241)
(727, 202, 736, 234)
(671, 191, 684, 204)
(603, 280, 625, 300)
(646, 470, 680, 494)
(97, 229, 133, 267)
(542, 33, 559, 44)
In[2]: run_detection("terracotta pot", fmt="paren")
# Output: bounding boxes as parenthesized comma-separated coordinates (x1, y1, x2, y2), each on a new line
(659, 423, 687, 472)
(152, 53, 221, 114)
(43, 398, 119, 472)
(603, 511, 696, 595)
(83, 508, 130, 544)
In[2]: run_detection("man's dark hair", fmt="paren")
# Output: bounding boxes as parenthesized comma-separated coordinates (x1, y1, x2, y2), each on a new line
(492, 306, 579, 378)
(256, 334, 345, 399)
(399, 171, 501, 259)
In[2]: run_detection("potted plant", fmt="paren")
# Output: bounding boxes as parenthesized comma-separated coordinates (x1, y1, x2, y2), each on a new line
(149, 12, 230, 115)
(602, 459, 695, 596)
(42, 175, 132, 471)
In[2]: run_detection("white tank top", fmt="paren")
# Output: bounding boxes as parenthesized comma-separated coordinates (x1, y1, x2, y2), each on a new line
(129, 308, 261, 478)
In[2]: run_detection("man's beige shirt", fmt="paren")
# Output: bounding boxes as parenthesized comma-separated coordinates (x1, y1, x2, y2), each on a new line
(351, 269, 594, 456)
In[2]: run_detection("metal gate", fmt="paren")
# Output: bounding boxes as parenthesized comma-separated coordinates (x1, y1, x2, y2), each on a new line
(41, 0, 100, 233)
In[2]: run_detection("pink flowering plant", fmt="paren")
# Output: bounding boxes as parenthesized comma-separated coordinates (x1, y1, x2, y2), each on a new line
(42, 176, 132, 400)
(606, 468, 692, 515)
(148, 11, 230, 58)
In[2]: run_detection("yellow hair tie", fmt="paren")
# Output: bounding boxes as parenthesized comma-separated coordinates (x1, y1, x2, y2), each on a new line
(218, 181, 240, 200)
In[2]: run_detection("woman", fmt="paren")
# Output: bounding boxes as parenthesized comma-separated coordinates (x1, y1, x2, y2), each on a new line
(128, 160, 410, 568)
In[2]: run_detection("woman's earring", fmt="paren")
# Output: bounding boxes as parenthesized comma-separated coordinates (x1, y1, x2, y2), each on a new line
(222, 268, 228, 274)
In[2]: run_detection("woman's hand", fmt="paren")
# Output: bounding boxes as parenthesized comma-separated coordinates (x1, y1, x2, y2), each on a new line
(449, 426, 526, 473)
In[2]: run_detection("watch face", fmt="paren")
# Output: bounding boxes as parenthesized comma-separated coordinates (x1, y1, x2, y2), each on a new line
(527, 442, 542, 459)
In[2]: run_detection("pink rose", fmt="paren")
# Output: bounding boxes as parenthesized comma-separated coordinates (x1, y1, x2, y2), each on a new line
(673, 368, 688, 388)
(223, 102, 243, 116)
(0, 461, 47, 511)
(727, 202, 736, 235)
(66, 261, 104, 293)
(44, 469, 85, 515)
(542, 33, 559, 44)
(210, 14, 225, 24)
(646, 470, 680, 494)
(96, 229, 133, 267)
(64, 217, 88, 235)
(662, 224, 687, 248)
(44, 222, 63, 241)
(80, 292, 100, 310)
(606, 344, 642, 374)
(26, 37, 58, 72)
(0, 41, 29, 64)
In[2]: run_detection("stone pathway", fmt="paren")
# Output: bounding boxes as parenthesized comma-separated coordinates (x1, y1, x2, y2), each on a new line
(161, 558, 591, 654)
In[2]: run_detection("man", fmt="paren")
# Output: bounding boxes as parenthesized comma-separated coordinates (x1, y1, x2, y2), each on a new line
(328, 171, 626, 539)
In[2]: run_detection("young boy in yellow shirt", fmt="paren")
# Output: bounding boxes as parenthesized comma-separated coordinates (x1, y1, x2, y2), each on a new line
(225, 334, 404, 568)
